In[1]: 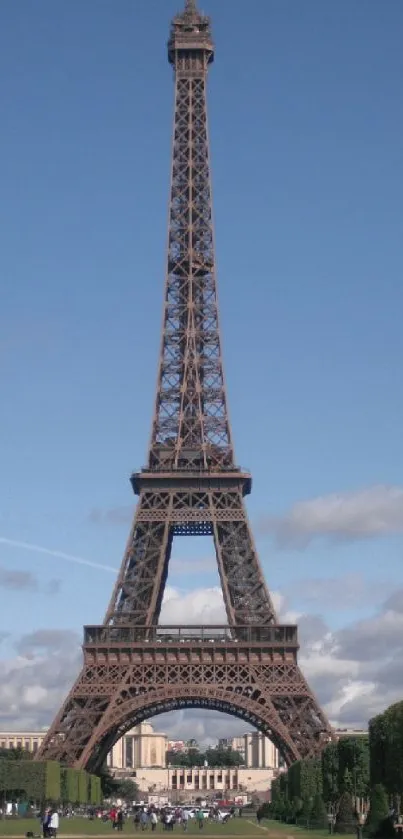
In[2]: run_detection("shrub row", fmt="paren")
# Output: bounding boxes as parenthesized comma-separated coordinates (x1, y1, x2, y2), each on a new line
(0, 759, 102, 805)
(271, 735, 370, 806)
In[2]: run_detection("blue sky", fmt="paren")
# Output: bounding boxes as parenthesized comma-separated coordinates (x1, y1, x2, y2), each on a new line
(1, 0, 403, 666)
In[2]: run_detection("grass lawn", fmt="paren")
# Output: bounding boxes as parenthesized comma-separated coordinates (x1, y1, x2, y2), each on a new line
(261, 820, 355, 839)
(0, 817, 263, 838)
(0, 817, 357, 839)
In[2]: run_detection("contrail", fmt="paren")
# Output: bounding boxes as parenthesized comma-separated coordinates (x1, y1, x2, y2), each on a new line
(0, 537, 118, 574)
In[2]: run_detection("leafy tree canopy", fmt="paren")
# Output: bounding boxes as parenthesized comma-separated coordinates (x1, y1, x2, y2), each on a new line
(366, 784, 390, 838)
(0, 748, 33, 762)
(166, 747, 244, 768)
(97, 765, 138, 801)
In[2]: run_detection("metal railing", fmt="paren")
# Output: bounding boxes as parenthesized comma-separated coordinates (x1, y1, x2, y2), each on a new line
(83, 624, 298, 646)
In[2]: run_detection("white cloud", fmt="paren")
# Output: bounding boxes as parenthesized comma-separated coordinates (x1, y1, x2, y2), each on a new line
(1, 583, 402, 748)
(160, 586, 225, 624)
(262, 484, 403, 547)
(160, 586, 284, 625)
(0, 631, 81, 731)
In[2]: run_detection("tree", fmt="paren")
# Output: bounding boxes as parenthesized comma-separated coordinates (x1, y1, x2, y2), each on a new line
(258, 802, 271, 819)
(97, 765, 117, 798)
(283, 799, 294, 823)
(114, 779, 139, 803)
(288, 758, 322, 802)
(0, 748, 33, 762)
(301, 797, 313, 826)
(338, 737, 370, 800)
(365, 784, 390, 838)
(369, 714, 388, 789)
(205, 748, 244, 767)
(322, 742, 339, 805)
(369, 702, 403, 799)
(166, 746, 243, 768)
(291, 797, 303, 820)
(271, 776, 282, 803)
(273, 792, 286, 820)
(311, 793, 328, 828)
(96, 765, 137, 801)
(335, 791, 356, 835)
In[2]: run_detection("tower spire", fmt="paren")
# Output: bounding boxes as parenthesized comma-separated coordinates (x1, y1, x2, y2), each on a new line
(185, 0, 198, 10)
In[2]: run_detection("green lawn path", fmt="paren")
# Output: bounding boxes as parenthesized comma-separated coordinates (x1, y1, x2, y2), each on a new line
(0, 817, 355, 839)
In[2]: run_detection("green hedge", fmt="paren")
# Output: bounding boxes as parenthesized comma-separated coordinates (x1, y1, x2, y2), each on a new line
(0, 760, 100, 805)
(45, 762, 61, 802)
(65, 767, 79, 804)
(78, 770, 88, 805)
(0, 760, 60, 802)
(90, 774, 101, 806)
(270, 735, 370, 821)
(288, 757, 323, 801)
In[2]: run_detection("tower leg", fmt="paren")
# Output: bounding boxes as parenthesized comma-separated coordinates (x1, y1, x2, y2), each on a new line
(104, 495, 174, 627)
(210, 491, 277, 626)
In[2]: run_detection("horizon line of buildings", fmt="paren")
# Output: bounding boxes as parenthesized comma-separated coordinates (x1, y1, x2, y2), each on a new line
(0, 723, 367, 797)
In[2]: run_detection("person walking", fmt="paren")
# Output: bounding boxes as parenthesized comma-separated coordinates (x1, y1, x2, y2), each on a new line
(41, 808, 51, 838)
(49, 810, 59, 838)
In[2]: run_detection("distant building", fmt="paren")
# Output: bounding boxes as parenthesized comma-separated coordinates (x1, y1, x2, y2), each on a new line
(168, 740, 186, 753)
(0, 731, 47, 754)
(244, 732, 279, 770)
(218, 736, 245, 758)
(0, 722, 167, 771)
(218, 733, 279, 770)
(0, 723, 279, 774)
(132, 766, 275, 798)
(335, 728, 368, 739)
(107, 722, 167, 770)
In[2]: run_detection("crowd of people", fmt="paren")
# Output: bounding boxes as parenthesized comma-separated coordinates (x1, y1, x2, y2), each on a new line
(108, 805, 235, 832)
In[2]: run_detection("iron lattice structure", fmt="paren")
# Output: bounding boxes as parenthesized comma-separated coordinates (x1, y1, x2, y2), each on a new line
(36, 0, 333, 771)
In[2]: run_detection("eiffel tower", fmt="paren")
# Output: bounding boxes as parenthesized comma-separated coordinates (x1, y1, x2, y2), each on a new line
(36, 0, 333, 771)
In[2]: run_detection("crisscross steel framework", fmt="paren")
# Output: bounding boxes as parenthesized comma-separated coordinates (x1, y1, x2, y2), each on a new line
(36, 0, 333, 771)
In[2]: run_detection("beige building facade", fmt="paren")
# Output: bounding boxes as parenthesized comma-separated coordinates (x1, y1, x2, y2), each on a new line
(218, 736, 245, 758)
(218, 733, 279, 769)
(0, 723, 167, 770)
(107, 722, 167, 770)
(0, 731, 47, 754)
(244, 732, 279, 770)
(133, 766, 275, 796)
(0, 724, 279, 778)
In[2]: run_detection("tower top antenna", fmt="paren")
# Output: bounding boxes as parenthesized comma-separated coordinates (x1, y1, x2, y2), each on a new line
(169, 0, 213, 66)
